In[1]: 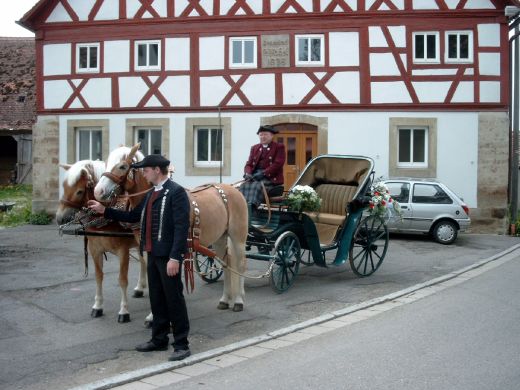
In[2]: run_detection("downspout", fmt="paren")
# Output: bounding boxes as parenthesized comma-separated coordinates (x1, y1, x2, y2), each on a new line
(509, 25, 520, 231)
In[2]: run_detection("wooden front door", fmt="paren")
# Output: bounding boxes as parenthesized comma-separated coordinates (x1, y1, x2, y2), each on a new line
(273, 124, 318, 190)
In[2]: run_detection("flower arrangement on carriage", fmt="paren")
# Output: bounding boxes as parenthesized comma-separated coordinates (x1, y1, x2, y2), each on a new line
(285, 185, 322, 213)
(368, 180, 402, 220)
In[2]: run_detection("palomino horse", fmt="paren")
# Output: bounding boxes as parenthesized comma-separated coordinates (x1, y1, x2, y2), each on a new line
(94, 144, 249, 311)
(56, 159, 148, 323)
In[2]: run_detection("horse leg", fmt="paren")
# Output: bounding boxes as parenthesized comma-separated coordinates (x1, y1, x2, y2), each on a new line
(133, 251, 147, 298)
(213, 236, 231, 310)
(117, 249, 131, 323)
(228, 235, 247, 312)
(90, 245, 104, 318)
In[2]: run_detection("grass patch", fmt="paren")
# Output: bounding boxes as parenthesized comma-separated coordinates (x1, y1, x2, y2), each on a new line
(0, 185, 52, 228)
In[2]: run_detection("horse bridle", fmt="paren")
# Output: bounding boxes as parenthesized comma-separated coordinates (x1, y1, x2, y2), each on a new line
(100, 156, 136, 200)
(59, 180, 95, 210)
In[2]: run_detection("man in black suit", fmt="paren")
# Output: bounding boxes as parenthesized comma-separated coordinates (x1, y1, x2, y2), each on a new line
(88, 154, 191, 362)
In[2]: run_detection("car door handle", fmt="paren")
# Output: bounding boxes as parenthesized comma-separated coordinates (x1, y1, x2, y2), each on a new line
(400, 205, 408, 209)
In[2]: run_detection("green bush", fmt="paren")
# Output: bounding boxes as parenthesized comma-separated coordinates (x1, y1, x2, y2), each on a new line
(0, 185, 52, 227)
(28, 211, 52, 225)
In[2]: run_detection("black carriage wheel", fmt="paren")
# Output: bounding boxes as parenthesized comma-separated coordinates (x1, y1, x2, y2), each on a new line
(194, 253, 223, 283)
(349, 214, 389, 277)
(270, 231, 301, 293)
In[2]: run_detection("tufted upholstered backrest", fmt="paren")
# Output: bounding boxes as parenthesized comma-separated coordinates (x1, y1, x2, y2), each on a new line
(315, 184, 358, 215)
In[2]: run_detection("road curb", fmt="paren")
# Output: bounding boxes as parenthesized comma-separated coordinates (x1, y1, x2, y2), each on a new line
(71, 243, 520, 390)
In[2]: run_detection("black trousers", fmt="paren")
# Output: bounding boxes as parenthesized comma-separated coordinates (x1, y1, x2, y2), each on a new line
(147, 254, 190, 350)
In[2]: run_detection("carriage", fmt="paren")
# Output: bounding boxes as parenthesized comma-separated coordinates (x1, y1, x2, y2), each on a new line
(195, 154, 390, 293)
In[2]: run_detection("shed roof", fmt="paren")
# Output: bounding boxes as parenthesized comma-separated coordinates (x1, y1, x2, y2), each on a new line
(0, 37, 36, 132)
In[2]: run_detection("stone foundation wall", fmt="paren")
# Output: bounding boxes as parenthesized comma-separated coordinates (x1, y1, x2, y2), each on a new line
(32, 115, 59, 214)
(473, 112, 509, 234)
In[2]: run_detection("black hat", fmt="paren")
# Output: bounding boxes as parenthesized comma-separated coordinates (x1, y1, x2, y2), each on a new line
(131, 154, 170, 168)
(257, 125, 278, 135)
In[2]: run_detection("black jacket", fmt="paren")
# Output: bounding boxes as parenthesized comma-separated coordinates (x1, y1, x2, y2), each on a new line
(104, 179, 190, 261)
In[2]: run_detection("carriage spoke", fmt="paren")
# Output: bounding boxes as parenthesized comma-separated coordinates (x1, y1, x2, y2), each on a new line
(349, 215, 389, 277)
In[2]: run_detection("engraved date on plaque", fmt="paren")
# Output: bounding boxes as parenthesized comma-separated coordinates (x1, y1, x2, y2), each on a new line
(261, 35, 290, 68)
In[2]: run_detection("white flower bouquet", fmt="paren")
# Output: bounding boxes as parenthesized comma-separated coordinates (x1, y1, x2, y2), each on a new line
(286, 185, 321, 212)
(368, 181, 401, 218)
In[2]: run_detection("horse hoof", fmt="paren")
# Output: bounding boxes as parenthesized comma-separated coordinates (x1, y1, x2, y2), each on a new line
(144, 320, 153, 329)
(217, 302, 229, 310)
(232, 303, 244, 312)
(91, 308, 103, 318)
(133, 290, 144, 298)
(118, 314, 131, 323)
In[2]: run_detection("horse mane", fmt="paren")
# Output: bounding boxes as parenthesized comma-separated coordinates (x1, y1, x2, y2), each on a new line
(106, 146, 145, 170)
(66, 160, 106, 186)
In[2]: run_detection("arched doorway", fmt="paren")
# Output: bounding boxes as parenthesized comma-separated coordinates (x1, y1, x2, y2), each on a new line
(272, 123, 318, 190)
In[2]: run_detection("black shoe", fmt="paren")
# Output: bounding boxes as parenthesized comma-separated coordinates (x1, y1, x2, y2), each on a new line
(168, 349, 191, 361)
(135, 341, 168, 352)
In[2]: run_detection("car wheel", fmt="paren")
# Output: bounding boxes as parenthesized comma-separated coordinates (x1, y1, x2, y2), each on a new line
(433, 220, 458, 245)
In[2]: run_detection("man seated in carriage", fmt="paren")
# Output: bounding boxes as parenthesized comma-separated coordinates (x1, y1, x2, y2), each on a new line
(240, 125, 285, 209)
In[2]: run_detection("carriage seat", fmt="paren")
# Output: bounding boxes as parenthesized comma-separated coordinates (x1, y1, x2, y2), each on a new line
(304, 183, 358, 245)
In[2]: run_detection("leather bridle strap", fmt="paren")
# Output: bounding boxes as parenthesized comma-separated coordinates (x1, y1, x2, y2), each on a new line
(101, 171, 127, 186)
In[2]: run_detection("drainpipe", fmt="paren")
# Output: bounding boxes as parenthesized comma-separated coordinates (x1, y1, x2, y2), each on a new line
(509, 24, 520, 231)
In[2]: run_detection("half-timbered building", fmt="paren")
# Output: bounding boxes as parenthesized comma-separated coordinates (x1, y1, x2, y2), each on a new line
(19, 0, 520, 232)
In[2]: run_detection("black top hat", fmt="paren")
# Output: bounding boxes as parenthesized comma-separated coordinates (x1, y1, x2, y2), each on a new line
(257, 125, 279, 134)
(131, 154, 170, 168)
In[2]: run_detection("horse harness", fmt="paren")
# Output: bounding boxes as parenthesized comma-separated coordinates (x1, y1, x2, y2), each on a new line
(184, 184, 230, 292)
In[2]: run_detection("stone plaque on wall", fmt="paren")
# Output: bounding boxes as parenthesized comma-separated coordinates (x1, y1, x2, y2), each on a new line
(261, 35, 290, 68)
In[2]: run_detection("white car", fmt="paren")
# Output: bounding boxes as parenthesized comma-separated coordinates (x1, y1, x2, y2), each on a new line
(382, 179, 471, 245)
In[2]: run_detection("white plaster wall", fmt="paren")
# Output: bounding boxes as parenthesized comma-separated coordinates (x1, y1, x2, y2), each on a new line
(451, 81, 474, 103)
(370, 53, 400, 76)
(412, 0, 438, 9)
(271, 0, 313, 12)
(200, 76, 230, 106)
(104, 41, 130, 73)
(241, 74, 276, 105)
(327, 72, 360, 103)
(44, 80, 72, 109)
(55, 110, 480, 205)
(465, 0, 494, 9)
(46, 2, 72, 23)
(371, 82, 412, 103)
(480, 81, 501, 103)
(369, 27, 388, 47)
(199, 37, 224, 70)
(283, 73, 314, 104)
(388, 26, 406, 47)
(329, 32, 359, 66)
(96, 0, 120, 20)
(479, 53, 501, 76)
(43, 44, 71, 76)
(413, 81, 451, 103)
(159, 76, 191, 106)
(119, 77, 148, 107)
(175, 0, 214, 16)
(366, 0, 403, 10)
(321, 0, 357, 11)
(478, 24, 501, 47)
(68, 0, 96, 20)
(81, 78, 112, 108)
(166, 38, 190, 70)
(220, 0, 262, 14)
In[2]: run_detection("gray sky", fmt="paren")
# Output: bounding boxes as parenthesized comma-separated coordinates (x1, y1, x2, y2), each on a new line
(1, 0, 38, 37)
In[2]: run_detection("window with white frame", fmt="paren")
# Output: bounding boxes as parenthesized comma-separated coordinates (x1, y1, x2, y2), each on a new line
(135, 40, 161, 70)
(136, 128, 162, 155)
(230, 37, 257, 68)
(413, 32, 439, 63)
(295, 34, 325, 66)
(194, 127, 223, 167)
(76, 43, 100, 73)
(445, 31, 473, 63)
(76, 127, 102, 161)
(398, 127, 428, 168)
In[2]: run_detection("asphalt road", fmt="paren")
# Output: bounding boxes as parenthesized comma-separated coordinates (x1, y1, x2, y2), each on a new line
(165, 250, 520, 390)
(0, 224, 518, 390)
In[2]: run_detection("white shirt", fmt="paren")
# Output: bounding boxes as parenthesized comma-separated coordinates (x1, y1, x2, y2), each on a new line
(154, 178, 169, 192)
